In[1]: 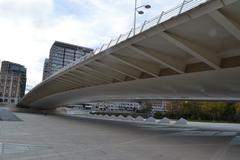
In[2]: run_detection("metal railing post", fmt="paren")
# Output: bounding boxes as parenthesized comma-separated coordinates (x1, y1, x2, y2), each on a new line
(157, 11, 165, 24)
(127, 28, 133, 39)
(107, 40, 113, 48)
(94, 48, 99, 54)
(99, 44, 105, 52)
(140, 20, 147, 32)
(179, 0, 186, 14)
(116, 34, 122, 44)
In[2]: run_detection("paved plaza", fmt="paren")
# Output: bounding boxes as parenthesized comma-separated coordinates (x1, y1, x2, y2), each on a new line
(0, 112, 240, 160)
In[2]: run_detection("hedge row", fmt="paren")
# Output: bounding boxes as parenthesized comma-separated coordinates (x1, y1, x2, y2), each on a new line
(154, 102, 240, 123)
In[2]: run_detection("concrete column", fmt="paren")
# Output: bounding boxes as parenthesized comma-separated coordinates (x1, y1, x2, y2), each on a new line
(16, 76, 21, 102)
(9, 75, 13, 103)
(3, 74, 8, 102)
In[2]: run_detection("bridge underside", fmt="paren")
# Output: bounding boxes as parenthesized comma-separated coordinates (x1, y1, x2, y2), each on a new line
(19, 0, 240, 108)
(26, 67, 240, 109)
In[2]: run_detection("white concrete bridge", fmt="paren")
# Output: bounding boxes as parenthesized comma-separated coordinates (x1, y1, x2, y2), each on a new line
(19, 0, 240, 108)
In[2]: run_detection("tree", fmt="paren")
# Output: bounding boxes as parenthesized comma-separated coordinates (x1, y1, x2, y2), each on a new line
(234, 103, 240, 122)
(223, 103, 236, 121)
(200, 102, 226, 121)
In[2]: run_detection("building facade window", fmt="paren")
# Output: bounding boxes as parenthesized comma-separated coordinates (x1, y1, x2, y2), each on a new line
(42, 41, 93, 80)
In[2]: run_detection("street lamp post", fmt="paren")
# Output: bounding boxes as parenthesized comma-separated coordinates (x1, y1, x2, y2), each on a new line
(134, 0, 137, 36)
(133, 0, 151, 35)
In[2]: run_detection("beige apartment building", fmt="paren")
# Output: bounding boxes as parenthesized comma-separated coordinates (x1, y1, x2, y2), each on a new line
(0, 73, 21, 104)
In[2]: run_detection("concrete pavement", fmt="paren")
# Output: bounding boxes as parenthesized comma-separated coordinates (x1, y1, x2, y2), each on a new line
(0, 113, 239, 160)
(0, 109, 21, 121)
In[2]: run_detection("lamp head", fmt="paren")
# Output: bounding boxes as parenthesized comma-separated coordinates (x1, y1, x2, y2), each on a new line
(138, 10, 144, 14)
(145, 5, 151, 9)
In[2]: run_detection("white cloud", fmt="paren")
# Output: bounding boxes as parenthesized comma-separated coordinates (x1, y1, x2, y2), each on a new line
(0, 0, 182, 90)
(0, 0, 53, 22)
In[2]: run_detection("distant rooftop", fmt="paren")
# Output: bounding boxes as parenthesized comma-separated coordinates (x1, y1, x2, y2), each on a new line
(1, 61, 26, 68)
(53, 41, 93, 51)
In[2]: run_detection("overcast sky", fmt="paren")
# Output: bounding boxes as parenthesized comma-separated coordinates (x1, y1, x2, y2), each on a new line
(0, 0, 181, 91)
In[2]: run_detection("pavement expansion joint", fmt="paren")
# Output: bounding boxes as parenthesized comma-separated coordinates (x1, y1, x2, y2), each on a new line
(0, 142, 51, 155)
(230, 136, 240, 145)
(0, 109, 22, 121)
(172, 131, 239, 137)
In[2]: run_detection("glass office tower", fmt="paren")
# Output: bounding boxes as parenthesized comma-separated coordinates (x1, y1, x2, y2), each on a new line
(43, 41, 93, 80)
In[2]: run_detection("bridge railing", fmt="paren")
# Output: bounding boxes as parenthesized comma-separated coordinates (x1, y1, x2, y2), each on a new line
(92, 0, 207, 55)
(47, 53, 94, 79)
(45, 0, 208, 81)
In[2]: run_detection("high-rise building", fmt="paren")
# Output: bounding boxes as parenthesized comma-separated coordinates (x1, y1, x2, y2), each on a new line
(44, 41, 93, 80)
(42, 58, 49, 81)
(0, 61, 27, 98)
(0, 73, 21, 104)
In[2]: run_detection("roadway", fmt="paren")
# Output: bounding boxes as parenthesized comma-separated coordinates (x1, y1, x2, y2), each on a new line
(0, 113, 239, 160)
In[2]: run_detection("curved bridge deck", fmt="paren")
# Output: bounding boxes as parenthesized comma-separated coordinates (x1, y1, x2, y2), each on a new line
(20, 0, 240, 108)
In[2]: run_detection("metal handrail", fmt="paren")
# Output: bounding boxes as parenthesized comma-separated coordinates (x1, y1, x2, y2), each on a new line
(45, 0, 208, 82)
(94, 0, 208, 54)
